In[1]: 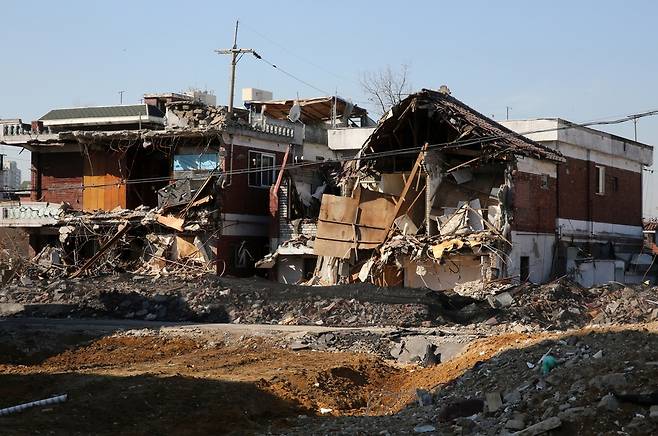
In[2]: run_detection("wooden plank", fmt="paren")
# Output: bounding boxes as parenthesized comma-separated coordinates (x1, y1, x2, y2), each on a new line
(358, 196, 396, 228)
(318, 194, 358, 222)
(315, 188, 398, 258)
(316, 221, 355, 242)
(382, 144, 428, 241)
(313, 238, 354, 259)
(156, 214, 185, 232)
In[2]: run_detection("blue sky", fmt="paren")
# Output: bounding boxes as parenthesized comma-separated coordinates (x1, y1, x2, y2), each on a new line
(2, 0, 658, 215)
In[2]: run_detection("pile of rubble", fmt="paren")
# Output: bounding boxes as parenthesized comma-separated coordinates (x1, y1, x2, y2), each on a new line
(495, 279, 658, 329)
(166, 101, 232, 130)
(0, 275, 436, 327)
(12, 177, 220, 282)
(282, 326, 658, 435)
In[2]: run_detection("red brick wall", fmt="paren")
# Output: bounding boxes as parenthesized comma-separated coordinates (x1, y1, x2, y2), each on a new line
(557, 157, 642, 226)
(33, 152, 84, 208)
(512, 171, 557, 233)
(221, 144, 285, 216)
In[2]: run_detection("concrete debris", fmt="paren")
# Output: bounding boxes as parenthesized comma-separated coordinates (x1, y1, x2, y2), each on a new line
(390, 337, 441, 365)
(0, 275, 445, 326)
(597, 393, 620, 411)
(505, 418, 526, 430)
(513, 416, 561, 436)
(484, 392, 503, 413)
(650, 405, 658, 419)
(416, 389, 433, 407)
(497, 278, 658, 328)
(413, 424, 436, 433)
(9, 177, 219, 281)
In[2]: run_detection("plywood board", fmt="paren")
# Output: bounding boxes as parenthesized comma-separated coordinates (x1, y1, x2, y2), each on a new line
(314, 190, 397, 258)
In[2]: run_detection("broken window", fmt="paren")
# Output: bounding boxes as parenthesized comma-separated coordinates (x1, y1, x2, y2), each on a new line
(173, 153, 218, 174)
(248, 151, 276, 188)
(595, 165, 605, 195)
(520, 256, 530, 282)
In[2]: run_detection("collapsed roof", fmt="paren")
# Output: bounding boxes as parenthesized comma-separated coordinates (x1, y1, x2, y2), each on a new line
(359, 89, 564, 164)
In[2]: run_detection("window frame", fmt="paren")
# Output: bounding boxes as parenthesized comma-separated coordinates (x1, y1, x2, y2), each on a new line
(595, 165, 605, 195)
(247, 150, 277, 188)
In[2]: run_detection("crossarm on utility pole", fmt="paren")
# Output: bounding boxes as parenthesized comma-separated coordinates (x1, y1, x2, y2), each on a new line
(214, 20, 261, 114)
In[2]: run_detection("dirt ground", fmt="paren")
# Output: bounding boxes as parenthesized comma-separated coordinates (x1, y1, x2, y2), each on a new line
(1, 320, 658, 435)
(0, 327, 400, 435)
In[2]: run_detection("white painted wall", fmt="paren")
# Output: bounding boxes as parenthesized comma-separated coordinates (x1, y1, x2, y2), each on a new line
(501, 118, 653, 169)
(327, 127, 375, 151)
(574, 259, 624, 287)
(507, 231, 556, 284)
(403, 255, 483, 291)
(302, 141, 336, 161)
(515, 156, 557, 177)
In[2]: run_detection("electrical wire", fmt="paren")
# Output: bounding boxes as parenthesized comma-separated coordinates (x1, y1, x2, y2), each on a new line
(1, 107, 656, 194)
(256, 55, 332, 96)
(240, 21, 351, 84)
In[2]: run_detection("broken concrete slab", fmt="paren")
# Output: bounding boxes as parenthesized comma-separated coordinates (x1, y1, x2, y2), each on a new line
(390, 336, 441, 365)
(487, 291, 514, 308)
(0, 303, 25, 316)
(485, 392, 503, 413)
(513, 416, 561, 435)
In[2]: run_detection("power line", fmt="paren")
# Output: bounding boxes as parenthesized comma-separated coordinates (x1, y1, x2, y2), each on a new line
(256, 55, 331, 96)
(240, 21, 351, 84)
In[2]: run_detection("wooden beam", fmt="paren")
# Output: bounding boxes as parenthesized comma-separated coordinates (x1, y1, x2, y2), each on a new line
(382, 143, 428, 242)
(69, 222, 131, 278)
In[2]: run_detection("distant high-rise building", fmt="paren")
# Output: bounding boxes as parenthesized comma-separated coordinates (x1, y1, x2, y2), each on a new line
(1, 160, 21, 190)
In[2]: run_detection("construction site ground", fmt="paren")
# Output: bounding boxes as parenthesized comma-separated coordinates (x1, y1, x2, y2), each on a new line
(2, 277, 658, 435)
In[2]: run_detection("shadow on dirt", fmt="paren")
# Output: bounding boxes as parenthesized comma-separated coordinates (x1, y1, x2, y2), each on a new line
(0, 372, 302, 436)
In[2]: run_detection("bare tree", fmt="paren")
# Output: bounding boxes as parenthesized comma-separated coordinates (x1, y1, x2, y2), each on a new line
(360, 64, 412, 116)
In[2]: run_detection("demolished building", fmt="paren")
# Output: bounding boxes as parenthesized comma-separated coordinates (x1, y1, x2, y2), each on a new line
(306, 88, 565, 291)
(0, 91, 372, 279)
(263, 89, 654, 290)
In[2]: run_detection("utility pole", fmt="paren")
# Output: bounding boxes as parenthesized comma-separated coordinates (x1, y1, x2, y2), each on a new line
(215, 20, 261, 114)
(633, 117, 638, 141)
(118, 90, 126, 105)
(506, 106, 512, 120)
